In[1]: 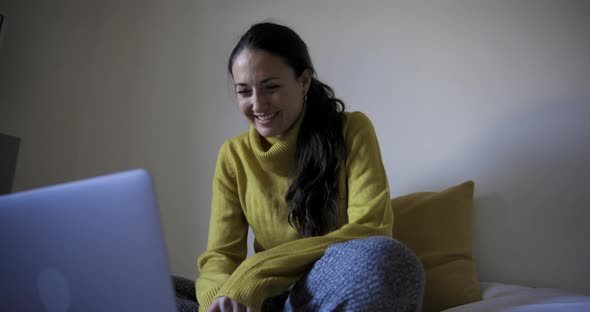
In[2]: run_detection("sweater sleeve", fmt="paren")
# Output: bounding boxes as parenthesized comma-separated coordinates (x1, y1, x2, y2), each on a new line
(196, 142, 249, 311)
(215, 112, 394, 311)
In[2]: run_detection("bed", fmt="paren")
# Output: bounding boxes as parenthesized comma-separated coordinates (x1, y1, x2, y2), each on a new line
(390, 181, 590, 312)
(173, 278, 590, 312)
(443, 282, 590, 312)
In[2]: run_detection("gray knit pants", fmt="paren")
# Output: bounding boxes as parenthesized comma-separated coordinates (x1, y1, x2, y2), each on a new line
(280, 236, 425, 312)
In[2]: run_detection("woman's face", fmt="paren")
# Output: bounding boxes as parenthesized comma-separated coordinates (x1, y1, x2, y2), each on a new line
(231, 49, 311, 138)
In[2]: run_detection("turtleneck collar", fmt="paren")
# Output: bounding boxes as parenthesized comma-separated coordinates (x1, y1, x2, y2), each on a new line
(249, 105, 306, 176)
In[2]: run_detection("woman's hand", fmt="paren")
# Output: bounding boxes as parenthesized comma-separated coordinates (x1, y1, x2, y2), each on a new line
(206, 296, 254, 312)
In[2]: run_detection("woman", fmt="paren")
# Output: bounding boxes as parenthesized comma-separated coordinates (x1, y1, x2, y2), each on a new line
(196, 22, 425, 312)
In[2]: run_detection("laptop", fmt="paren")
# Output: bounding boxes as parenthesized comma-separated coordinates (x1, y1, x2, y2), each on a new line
(0, 169, 178, 312)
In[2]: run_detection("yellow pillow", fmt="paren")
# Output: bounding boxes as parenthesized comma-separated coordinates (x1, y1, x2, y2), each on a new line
(391, 181, 482, 312)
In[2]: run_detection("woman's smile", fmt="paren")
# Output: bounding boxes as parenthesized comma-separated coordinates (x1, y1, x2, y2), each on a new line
(254, 111, 279, 124)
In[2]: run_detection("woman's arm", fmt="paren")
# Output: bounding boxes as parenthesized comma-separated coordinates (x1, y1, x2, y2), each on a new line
(215, 112, 393, 311)
(196, 142, 249, 311)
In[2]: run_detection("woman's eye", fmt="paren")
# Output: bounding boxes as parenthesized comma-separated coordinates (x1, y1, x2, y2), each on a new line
(237, 90, 251, 95)
(265, 85, 280, 90)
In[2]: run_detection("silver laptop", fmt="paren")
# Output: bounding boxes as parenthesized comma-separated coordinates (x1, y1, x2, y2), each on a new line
(0, 169, 178, 312)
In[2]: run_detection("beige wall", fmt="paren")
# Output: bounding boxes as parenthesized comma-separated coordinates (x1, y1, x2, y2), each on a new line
(1, 0, 589, 294)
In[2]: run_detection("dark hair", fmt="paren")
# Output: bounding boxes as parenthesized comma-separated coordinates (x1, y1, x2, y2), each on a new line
(228, 22, 346, 237)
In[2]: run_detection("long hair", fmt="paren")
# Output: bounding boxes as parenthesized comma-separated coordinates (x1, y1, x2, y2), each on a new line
(228, 22, 346, 237)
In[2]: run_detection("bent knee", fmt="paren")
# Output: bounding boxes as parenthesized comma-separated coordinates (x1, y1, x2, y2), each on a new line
(324, 236, 422, 273)
(327, 236, 409, 257)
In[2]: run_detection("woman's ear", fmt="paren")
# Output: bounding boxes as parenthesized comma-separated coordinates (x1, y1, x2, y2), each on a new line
(299, 69, 313, 94)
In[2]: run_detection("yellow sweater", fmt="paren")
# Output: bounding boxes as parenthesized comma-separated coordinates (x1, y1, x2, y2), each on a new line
(196, 111, 393, 311)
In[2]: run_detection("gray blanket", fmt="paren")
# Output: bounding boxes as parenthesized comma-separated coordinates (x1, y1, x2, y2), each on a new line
(173, 275, 199, 312)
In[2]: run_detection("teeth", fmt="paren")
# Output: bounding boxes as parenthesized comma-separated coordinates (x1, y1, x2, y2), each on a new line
(255, 112, 278, 121)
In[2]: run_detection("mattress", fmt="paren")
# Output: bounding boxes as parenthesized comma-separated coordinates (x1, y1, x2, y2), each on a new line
(442, 282, 590, 312)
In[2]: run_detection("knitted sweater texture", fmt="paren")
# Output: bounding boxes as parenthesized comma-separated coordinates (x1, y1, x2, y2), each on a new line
(196, 111, 393, 311)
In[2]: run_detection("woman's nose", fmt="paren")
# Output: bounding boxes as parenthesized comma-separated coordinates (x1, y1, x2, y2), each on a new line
(251, 90, 268, 112)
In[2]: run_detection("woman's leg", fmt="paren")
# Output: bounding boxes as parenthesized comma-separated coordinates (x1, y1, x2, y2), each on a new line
(284, 236, 425, 312)
(172, 275, 200, 312)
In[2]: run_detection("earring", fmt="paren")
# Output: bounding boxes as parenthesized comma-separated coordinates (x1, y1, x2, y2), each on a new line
(304, 93, 308, 103)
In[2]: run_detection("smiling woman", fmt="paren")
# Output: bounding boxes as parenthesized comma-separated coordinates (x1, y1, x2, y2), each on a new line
(194, 22, 425, 312)
(231, 48, 310, 139)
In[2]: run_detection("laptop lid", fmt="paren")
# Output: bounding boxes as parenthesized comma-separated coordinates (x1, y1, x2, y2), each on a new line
(0, 169, 177, 312)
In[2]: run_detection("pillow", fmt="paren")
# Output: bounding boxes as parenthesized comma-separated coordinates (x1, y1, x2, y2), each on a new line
(391, 181, 482, 312)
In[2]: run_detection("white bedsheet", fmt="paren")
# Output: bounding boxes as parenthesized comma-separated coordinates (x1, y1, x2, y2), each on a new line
(442, 282, 590, 312)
